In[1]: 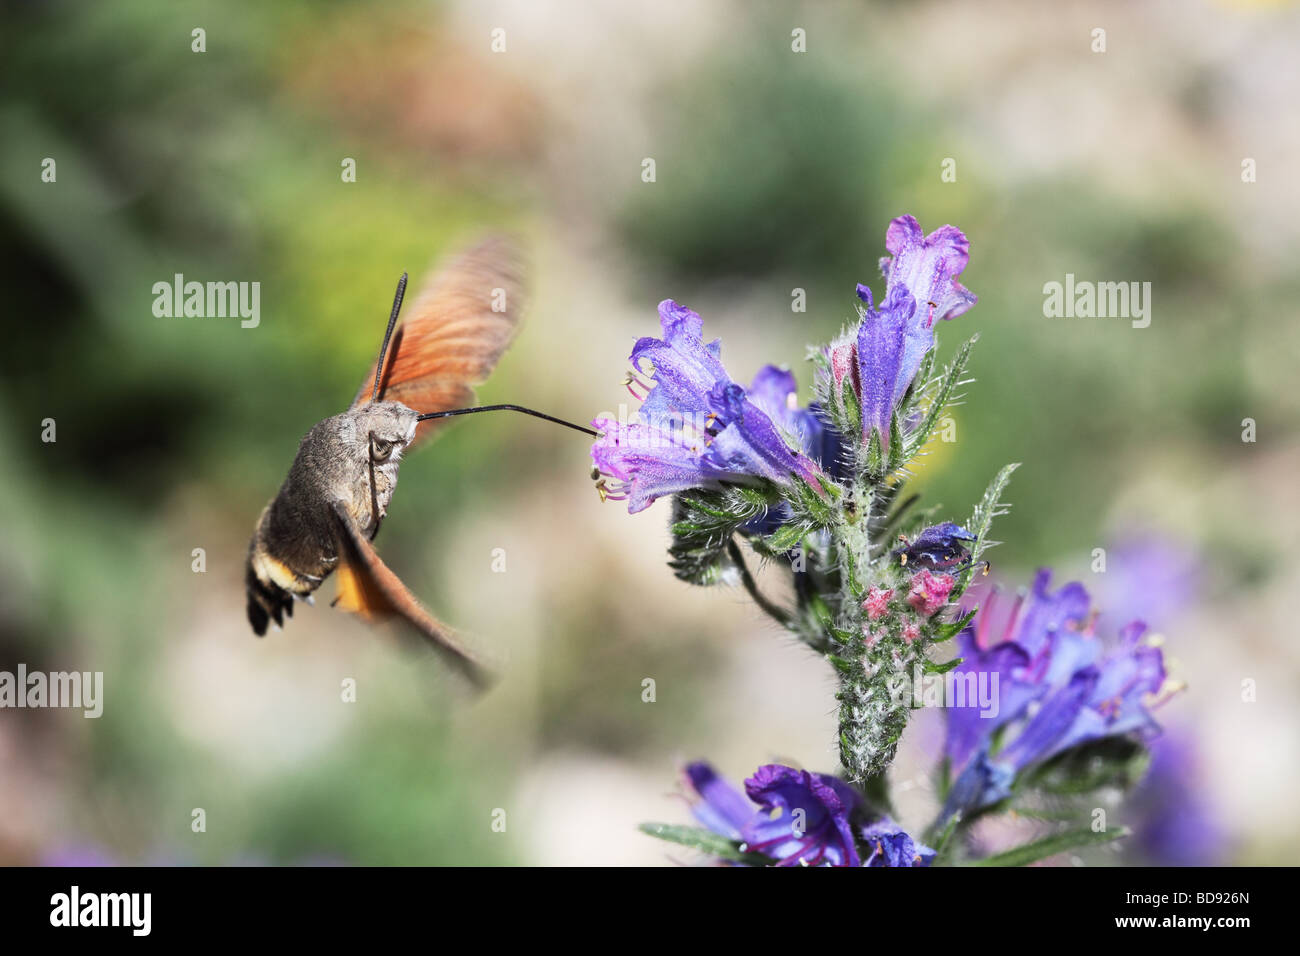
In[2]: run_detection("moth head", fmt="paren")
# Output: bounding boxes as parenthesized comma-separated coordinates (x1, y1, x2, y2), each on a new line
(354, 401, 419, 463)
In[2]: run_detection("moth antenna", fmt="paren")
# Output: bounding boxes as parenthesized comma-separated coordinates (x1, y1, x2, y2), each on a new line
(372, 272, 408, 402)
(417, 404, 597, 437)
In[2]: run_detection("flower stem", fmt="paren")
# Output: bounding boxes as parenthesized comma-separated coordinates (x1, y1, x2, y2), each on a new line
(837, 637, 911, 783)
(834, 481, 913, 783)
(727, 538, 792, 629)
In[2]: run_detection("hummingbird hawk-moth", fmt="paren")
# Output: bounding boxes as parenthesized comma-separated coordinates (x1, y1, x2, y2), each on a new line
(244, 237, 593, 688)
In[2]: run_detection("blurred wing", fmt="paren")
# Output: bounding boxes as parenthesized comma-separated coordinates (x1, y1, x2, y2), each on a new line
(352, 235, 526, 449)
(329, 500, 492, 689)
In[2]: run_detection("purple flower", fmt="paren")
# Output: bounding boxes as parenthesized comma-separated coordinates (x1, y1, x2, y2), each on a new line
(861, 818, 937, 867)
(742, 365, 847, 535)
(683, 761, 861, 867)
(839, 282, 918, 452)
(592, 301, 830, 514)
(681, 761, 932, 867)
(878, 214, 977, 326)
(892, 522, 977, 571)
(743, 765, 862, 866)
(830, 217, 976, 450)
(1129, 730, 1227, 866)
(746, 365, 824, 459)
(745, 366, 846, 482)
(999, 621, 1167, 772)
(941, 570, 1175, 814)
(943, 571, 1090, 773)
(682, 762, 754, 840)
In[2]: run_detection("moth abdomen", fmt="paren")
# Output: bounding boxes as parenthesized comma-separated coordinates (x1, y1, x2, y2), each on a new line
(245, 510, 333, 635)
(245, 552, 294, 637)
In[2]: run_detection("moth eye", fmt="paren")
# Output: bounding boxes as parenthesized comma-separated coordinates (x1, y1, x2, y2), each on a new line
(372, 438, 394, 459)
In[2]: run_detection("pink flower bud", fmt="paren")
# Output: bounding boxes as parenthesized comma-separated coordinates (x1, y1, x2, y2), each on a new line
(907, 570, 955, 616)
(863, 586, 894, 621)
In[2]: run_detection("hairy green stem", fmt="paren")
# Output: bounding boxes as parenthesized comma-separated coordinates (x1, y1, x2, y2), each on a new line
(833, 479, 914, 783)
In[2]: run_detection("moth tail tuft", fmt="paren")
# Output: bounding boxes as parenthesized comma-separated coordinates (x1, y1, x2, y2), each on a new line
(245, 554, 293, 637)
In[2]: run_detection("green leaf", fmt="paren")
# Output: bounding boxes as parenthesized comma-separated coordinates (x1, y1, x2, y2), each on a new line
(923, 656, 964, 674)
(788, 472, 838, 528)
(840, 368, 862, 437)
(828, 625, 857, 645)
(955, 462, 1020, 596)
(669, 473, 831, 585)
(934, 607, 977, 642)
(929, 810, 962, 865)
(1022, 737, 1152, 795)
(733, 485, 775, 510)
(837, 539, 862, 598)
(806, 592, 835, 629)
(960, 826, 1130, 867)
(763, 522, 805, 554)
(825, 652, 854, 675)
(668, 489, 767, 585)
(887, 410, 904, 472)
(677, 494, 736, 520)
(864, 428, 882, 475)
(638, 823, 771, 864)
(905, 336, 976, 457)
(914, 343, 938, 396)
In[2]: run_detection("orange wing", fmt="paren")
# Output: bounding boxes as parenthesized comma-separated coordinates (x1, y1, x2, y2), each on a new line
(329, 500, 492, 689)
(352, 235, 526, 450)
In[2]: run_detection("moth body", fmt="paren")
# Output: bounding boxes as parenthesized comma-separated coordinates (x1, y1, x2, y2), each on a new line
(245, 401, 419, 635)
(240, 236, 529, 688)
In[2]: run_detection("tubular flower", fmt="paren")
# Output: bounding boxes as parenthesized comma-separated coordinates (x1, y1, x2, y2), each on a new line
(681, 762, 932, 867)
(828, 216, 976, 450)
(941, 570, 1177, 815)
(592, 301, 830, 514)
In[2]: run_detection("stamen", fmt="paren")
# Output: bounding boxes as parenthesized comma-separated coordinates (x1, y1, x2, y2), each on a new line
(594, 476, 629, 503)
(1146, 679, 1187, 709)
(623, 370, 654, 401)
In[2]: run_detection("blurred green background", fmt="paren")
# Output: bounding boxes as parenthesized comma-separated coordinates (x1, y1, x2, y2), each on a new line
(1, 0, 1297, 865)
